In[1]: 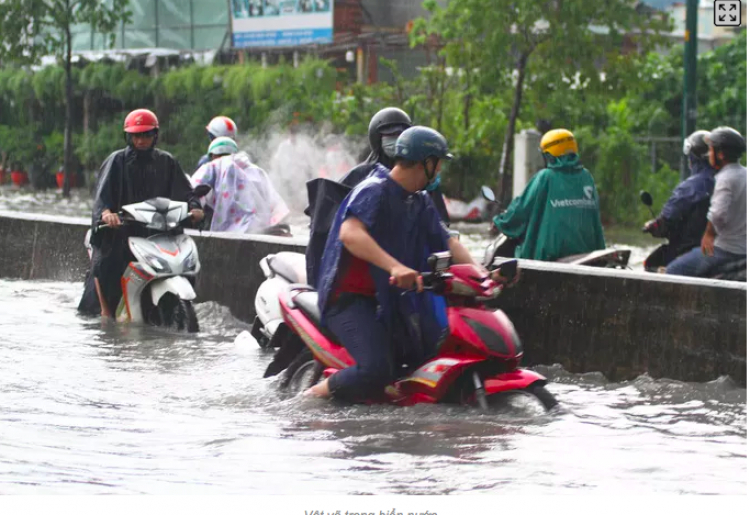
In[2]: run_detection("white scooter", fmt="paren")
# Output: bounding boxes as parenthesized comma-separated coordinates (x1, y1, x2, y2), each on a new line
(85, 185, 211, 332)
(251, 251, 307, 348)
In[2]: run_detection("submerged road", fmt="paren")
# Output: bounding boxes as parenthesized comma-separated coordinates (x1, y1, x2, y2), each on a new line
(0, 279, 745, 494)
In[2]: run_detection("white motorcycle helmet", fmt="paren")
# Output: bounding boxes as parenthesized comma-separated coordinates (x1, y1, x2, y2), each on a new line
(208, 136, 239, 157)
(206, 116, 238, 140)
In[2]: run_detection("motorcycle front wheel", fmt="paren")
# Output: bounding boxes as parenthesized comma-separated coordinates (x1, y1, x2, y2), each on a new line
(484, 384, 558, 413)
(156, 293, 199, 333)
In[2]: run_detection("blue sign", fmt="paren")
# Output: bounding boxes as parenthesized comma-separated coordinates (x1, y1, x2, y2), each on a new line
(233, 28, 333, 48)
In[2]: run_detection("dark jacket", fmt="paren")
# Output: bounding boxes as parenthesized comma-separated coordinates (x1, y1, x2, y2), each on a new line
(659, 158, 715, 251)
(305, 151, 450, 287)
(92, 146, 198, 229)
(317, 164, 450, 362)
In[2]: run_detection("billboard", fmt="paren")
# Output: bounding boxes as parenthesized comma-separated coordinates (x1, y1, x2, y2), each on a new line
(231, 1, 334, 48)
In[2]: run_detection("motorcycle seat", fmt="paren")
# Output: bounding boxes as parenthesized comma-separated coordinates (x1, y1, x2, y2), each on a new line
(268, 252, 307, 284)
(292, 289, 345, 344)
(292, 291, 322, 326)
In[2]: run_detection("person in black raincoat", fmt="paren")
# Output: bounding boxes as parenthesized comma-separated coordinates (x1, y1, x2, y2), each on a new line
(304, 126, 510, 402)
(77, 109, 203, 318)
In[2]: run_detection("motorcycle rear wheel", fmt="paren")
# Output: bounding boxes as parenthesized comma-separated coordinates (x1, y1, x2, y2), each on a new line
(281, 349, 323, 394)
(287, 361, 324, 395)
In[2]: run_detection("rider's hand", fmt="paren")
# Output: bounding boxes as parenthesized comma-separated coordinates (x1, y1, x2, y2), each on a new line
(190, 209, 205, 223)
(701, 232, 715, 257)
(643, 219, 657, 234)
(102, 210, 121, 228)
(389, 264, 423, 292)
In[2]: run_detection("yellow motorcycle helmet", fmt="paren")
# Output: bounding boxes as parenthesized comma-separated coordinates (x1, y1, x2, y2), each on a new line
(540, 129, 579, 159)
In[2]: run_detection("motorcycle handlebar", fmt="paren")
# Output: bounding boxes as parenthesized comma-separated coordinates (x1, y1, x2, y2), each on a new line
(96, 212, 126, 231)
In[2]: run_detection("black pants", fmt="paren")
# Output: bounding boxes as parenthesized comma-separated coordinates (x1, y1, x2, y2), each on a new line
(325, 294, 421, 402)
(77, 234, 134, 317)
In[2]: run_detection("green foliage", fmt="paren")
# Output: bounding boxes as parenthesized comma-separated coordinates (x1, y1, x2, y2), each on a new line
(0, 1, 131, 64)
(0, 20, 745, 225)
(0, 0, 132, 194)
(76, 121, 122, 170)
(415, 0, 673, 185)
(0, 123, 39, 168)
(700, 30, 746, 130)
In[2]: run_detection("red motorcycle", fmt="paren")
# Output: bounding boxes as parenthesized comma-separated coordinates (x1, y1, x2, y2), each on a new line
(264, 253, 557, 411)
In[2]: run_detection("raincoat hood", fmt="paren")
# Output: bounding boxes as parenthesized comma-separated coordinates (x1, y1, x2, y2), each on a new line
(545, 153, 584, 173)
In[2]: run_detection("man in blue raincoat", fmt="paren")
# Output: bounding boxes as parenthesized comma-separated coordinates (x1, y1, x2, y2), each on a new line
(643, 130, 716, 265)
(305, 126, 510, 401)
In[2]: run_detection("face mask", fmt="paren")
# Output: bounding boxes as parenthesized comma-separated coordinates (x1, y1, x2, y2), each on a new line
(426, 173, 441, 191)
(381, 135, 399, 158)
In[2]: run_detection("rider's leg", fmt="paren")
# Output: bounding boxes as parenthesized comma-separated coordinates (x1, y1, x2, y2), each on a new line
(667, 246, 742, 277)
(666, 247, 714, 277)
(91, 238, 130, 319)
(321, 294, 396, 402)
(94, 277, 112, 318)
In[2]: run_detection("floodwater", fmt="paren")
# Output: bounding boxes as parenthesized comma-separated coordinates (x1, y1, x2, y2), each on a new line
(0, 279, 745, 494)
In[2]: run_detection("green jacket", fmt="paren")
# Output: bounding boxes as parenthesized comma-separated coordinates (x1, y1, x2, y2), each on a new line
(495, 161, 605, 261)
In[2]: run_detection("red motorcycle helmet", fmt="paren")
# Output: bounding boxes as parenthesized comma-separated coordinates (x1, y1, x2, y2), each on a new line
(123, 109, 159, 133)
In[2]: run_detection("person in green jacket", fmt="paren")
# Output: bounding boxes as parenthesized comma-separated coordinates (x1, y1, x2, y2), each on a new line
(494, 128, 606, 261)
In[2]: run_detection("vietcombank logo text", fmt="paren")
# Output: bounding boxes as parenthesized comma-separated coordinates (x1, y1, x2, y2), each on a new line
(550, 186, 597, 208)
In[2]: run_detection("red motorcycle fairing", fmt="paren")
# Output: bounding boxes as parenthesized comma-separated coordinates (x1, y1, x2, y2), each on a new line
(445, 263, 495, 295)
(394, 355, 483, 402)
(442, 307, 522, 361)
(322, 357, 545, 406)
(279, 290, 354, 370)
(323, 356, 484, 407)
(484, 369, 547, 395)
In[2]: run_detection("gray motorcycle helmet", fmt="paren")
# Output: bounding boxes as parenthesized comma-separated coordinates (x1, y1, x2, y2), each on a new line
(705, 126, 747, 162)
(368, 107, 412, 153)
(683, 130, 711, 158)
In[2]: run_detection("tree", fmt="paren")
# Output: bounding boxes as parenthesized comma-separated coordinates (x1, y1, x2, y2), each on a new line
(415, 0, 671, 203)
(0, 0, 130, 197)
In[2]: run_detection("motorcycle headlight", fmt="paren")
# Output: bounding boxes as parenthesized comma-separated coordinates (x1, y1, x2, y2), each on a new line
(464, 318, 511, 356)
(149, 212, 167, 231)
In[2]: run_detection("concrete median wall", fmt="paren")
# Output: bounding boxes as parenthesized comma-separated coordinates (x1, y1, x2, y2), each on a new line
(1, 211, 746, 386)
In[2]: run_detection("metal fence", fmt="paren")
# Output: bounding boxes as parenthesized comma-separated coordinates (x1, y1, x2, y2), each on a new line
(634, 136, 683, 173)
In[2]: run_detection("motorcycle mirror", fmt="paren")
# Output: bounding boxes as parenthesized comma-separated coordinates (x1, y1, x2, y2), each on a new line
(193, 184, 212, 198)
(639, 190, 653, 207)
(428, 251, 452, 272)
(498, 259, 518, 280)
(480, 185, 497, 203)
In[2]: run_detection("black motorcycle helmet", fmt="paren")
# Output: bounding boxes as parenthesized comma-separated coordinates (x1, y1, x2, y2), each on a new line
(683, 130, 710, 159)
(705, 126, 746, 162)
(368, 107, 412, 153)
